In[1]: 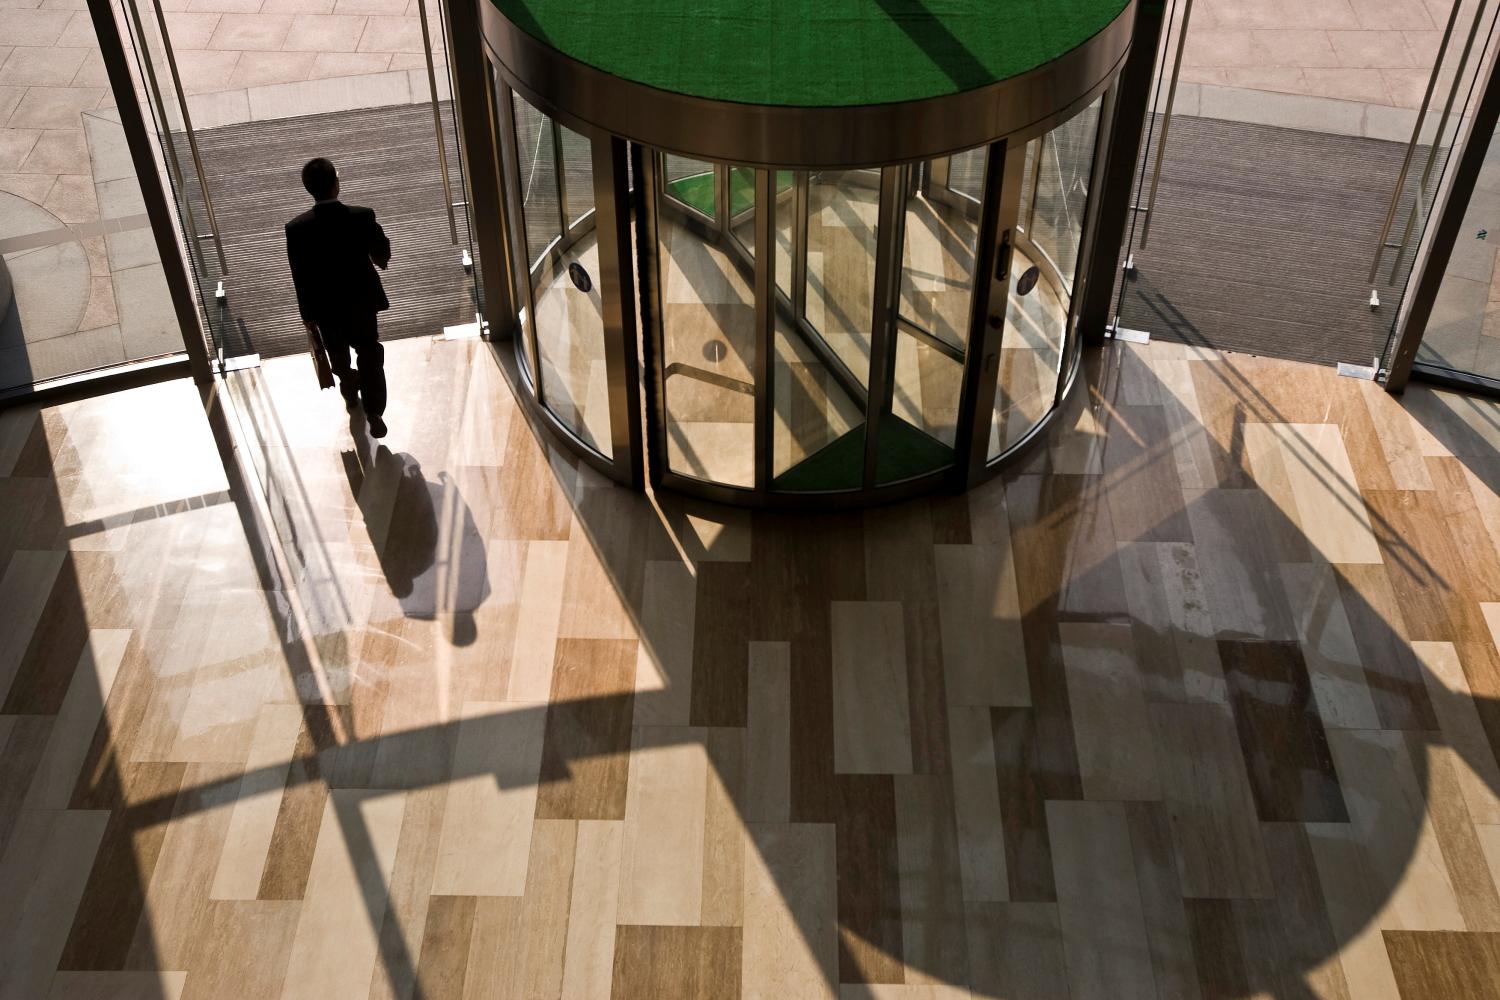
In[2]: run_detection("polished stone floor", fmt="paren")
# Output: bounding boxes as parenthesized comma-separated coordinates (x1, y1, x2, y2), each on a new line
(3, 335, 1500, 998)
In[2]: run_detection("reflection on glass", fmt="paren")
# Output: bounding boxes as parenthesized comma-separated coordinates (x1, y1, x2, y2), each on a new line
(558, 125, 595, 228)
(1030, 96, 1102, 289)
(773, 318, 866, 490)
(877, 150, 989, 483)
(664, 155, 717, 219)
(805, 169, 879, 389)
(511, 93, 611, 453)
(730, 166, 756, 258)
(658, 159, 756, 488)
(775, 173, 797, 302)
(1414, 121, 1500, 378)
(990, 248, 1067, 457)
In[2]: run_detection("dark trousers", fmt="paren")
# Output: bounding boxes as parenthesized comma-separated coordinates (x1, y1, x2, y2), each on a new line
(320, 312, 386, 417)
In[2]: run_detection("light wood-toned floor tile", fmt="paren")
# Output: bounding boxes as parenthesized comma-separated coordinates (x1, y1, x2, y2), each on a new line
(430, 700, 547, 897)
(280, 791, 407, 1000)
(508, 539, 568, 702)
(965, 901, 1068, 1000)
(47, 971, 187, 1000)
(742, 824, 838, 1000)
(702, 728, 746, 927)
(559, 820, 622, 1000)
(0, 549, 66, 705)
(831, 601, 913, 775)
(617, 726, 708, 926)
(895, 774, 968, 986)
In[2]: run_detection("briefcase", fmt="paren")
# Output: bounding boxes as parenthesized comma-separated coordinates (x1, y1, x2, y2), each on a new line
(307, 326, 335, 390)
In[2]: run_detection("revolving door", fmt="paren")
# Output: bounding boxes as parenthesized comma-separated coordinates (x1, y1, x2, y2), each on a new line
(481, 0, 1132, 507)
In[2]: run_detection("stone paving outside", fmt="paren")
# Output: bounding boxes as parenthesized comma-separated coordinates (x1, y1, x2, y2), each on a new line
(0, 0, 1491, 388)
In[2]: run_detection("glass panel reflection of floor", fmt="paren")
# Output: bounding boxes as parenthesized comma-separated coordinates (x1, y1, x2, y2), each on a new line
(533, 236, 613, 454)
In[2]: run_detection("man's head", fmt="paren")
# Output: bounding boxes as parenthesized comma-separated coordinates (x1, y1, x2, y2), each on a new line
(301, 157, 339, 201)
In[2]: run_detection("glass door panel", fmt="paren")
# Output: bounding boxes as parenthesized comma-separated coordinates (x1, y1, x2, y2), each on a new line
(510, 92, 611, 454)
(804, 169, 881, 389)
(658, 163, 757, 488)
(663, 155, 718, 221)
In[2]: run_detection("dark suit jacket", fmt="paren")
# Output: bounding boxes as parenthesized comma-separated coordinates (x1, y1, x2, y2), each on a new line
(285, 201, 392, 324)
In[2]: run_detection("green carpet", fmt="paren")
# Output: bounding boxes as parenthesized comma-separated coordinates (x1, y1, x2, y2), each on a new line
(666, 170, 795, 218)
(492, 0, 1130, 108)
(774, 416, 954, 491)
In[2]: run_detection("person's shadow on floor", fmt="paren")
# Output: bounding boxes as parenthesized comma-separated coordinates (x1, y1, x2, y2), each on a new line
(342, 414, 489, 646)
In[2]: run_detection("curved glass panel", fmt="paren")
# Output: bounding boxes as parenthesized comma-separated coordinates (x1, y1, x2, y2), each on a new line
(511, 91, 611, 453)
(804, 169, 880, 390)
(664, 155, 717, 220)
(1029, 97, 1102, 292)
(991, 97, 1102, 458)
(659, 156, 756, 488)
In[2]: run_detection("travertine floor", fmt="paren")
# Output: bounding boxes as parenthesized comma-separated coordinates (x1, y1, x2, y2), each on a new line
(4, 335, 1500, 998)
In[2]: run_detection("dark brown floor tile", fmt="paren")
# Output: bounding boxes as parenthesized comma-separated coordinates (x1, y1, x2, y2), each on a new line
(834, 774, 905, 985)
(610, 925, 741, 1000)
(1384, 931, 1500, 1000)
(1220, 640, 1347, 822)
(1335, 563, 1439, 731)
(415, 895, 477, 1000)
(58, 761, 186, 970)
(1185, 898, 1249, 1000)
(689, 561, 753, 728)
(1458, 640, 1500, 775)
(535, 638, 635, 820)
(1124, 802, 1203, 1000)
(991, 707, 1056, 902)
(1429, 457, 1500, 600)
(1261, 823, 1352, 1000)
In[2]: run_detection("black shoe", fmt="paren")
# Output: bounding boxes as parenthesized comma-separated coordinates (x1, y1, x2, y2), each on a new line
(368, 415, 388, 439)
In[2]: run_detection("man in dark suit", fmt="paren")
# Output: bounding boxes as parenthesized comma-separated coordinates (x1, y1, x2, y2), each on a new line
(286, 157, 393, 437)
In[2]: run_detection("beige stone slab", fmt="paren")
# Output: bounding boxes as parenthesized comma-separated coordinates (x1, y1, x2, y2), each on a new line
(517, 818, 577, 1000)
(1360, 379, 1434, 491)
(430, 700, 548, 896)
(1280, 562, 1381, 729)
(0, 549, 65, 705)
(280, 790, 407, 1000)
(946, 704, 1008, 903)
(556, 522, 635, 641)
(933, 543, 1029, 707)
(742, 823, 838, 1000)
(701, 727, 745, 927)
(21, 628, 129, 811)
(1479, 825, 1500, 904)
(831, 601, 913, 775)
(1060, 621, 1161, 801)
(1048, 800, 1157, 1000)
(559, 820, 622, 1000)
(632, 559, 695, 726)
(1414, 640, 1500, 826)
(507, 539, 567, 702)
(1305, 822, 1402, 999)
(1250, 423, 1383, 564)
(0, 809, 109, 1000)
(1325, 728, 1465, 931)
(617, 726, 708, 926)
(744, 641, 790, 824)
